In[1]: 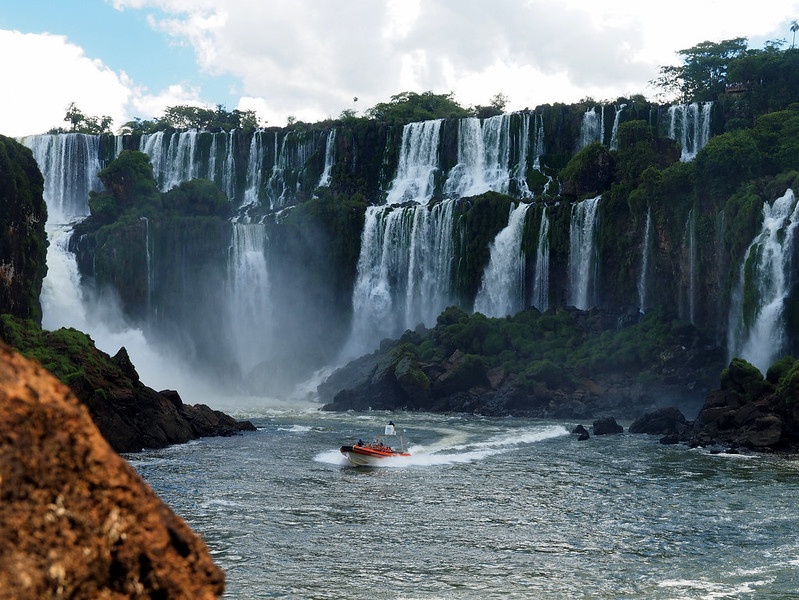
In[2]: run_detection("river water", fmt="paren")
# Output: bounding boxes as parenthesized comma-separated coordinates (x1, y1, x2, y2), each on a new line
(127, 408, 799, 599)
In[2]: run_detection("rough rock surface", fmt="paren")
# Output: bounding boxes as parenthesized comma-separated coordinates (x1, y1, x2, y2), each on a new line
(688, 358, 799, 452)
(0, 135, 48, 322)
(0, 343, 225, 599)
(628, 406, 689, 436)
(592, 416, 624, 435)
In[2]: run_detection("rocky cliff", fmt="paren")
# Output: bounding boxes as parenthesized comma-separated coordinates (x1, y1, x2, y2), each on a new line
(0, 315, 255, 453)
(0, 134, 47, 322)
(0, 342, 225, 598)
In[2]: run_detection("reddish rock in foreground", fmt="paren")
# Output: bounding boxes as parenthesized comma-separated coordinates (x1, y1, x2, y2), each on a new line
(0, 343, 225, 599)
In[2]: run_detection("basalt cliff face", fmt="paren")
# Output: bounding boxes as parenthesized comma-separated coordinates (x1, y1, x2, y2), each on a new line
(0, 134, 47, 322)
(0, 343, 225, 599)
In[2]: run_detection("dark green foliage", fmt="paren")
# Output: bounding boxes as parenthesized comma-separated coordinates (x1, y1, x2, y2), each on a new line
(560, 142, 615, 198)
(720, 357, 770, 401)
(694, 128, 763, 200)
(725, 47, 799, 123)
(0, 314, 104, 385)
(766, 355, 795, 385)
(95, 150, 161, 211)
(366, 91, 472, 124)
(398, 305, 712, 391)
(48, 102, 113, 135)
(120, 104, 260, 134)
(0, 135, 47, 322)
(452, 193, 518, 302)
(613, 120, 680, 183)
(163, 179, 232, 217)
(652, 38, 749, 102)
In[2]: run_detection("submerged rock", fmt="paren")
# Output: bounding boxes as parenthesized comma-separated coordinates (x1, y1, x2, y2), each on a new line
(0, 343, 225, 598)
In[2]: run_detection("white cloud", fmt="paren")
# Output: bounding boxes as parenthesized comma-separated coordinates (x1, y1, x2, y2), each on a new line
(6, 0, 799, 136)
(110, 0, 799, 126)
(0, 30, 132, 137)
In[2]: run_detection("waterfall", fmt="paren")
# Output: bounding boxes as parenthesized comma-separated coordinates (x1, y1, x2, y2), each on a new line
(242, 130, 266, 209)
(578, 106, 604, 149)
(444, 115, 512, 198)
(668, 102, 713, 161)
(227, 223, 272, 374)
(473, 203, 531, 318)
(386, 119, 443, 205)
(532, 206, 550, 312)
(318, 128, 336, 188)
(512, 113, 533, 199)
(638, 208, 652, 313)
(609, 104, 627, 151)
(346, 200, 456, 357)
(681, 209, 697, 324)
(568, 195, 601, 310)
(141, 217, 153, 314)
(139, 130, 201, 192)
(532, 113, 545, 171)
(727, 189, 799, 373)
(22, 133, 101, 221)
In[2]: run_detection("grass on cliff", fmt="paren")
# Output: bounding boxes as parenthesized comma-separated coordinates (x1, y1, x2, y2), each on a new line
(0, 315, 110, 385)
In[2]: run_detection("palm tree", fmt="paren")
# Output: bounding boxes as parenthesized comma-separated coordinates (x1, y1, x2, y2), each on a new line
(791, 20, 799, 49)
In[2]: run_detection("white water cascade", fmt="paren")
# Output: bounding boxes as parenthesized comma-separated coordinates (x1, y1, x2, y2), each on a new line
(578, 106, 604, 150)
(638, 208, 652, 314)
(444, 115, 510, 198)
(346, 200, 456, 357)
(473, 203, 531, 318)
(227, 223, 273, 374)
(22, 133, 100, 220)
(668, 102, 713, 161)
(532, 206, 550, 312)
(386, 119, 443, 205)
(242, 130, 267, 210)
(609, 104, 627, 151)
(727, 189, 799, 373)
(568, 195, 601, 310)
(317, 128, 336, 188)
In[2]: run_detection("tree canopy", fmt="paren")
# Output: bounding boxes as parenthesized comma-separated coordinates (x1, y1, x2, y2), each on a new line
(48, 103, 113, 135)
(365, 91, 472, 123)
(651, 38, 749, 103)
(120, 104, 261, 135)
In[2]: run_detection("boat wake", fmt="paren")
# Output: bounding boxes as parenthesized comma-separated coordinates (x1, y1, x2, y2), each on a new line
(315, 424, 569, 468)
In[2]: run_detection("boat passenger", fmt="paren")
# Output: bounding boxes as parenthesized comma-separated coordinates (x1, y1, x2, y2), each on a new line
(385, 421, 396, 435)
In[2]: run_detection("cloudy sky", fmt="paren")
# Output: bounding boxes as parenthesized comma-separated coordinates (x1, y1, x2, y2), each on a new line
(2, 0, 799, 137)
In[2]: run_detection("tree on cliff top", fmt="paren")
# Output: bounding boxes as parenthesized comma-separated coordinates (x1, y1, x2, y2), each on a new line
(48, 103, 113, 135)
(651, 38, 749, 103)
(365, 91, 471, 123)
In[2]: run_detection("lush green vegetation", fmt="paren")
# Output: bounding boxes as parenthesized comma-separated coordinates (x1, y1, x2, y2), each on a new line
(388, 305, 716, 395)
(0, 315, 106, 385)
(365, 91, 473, 123)
(83, 150, 232, 227)
(0, 135, 47, 322)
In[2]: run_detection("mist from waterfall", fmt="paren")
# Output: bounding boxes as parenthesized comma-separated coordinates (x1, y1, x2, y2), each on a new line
(727, 189, 799, 373)
(473, 203, 531, 318)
